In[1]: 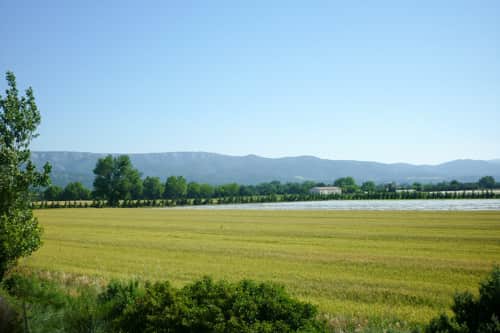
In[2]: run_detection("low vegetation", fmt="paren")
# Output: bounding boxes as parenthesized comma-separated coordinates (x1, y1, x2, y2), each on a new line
(2, 266, 499, 332)
(1, 273, 326, 332)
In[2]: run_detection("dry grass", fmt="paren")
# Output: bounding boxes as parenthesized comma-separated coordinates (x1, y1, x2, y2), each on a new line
(23, 209, 500, 327)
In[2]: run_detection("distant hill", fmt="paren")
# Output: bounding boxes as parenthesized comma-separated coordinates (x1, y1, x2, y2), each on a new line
(31, 151, 500, 188)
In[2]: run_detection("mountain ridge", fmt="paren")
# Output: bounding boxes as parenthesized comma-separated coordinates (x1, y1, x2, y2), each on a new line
(31, 151, 500, 188)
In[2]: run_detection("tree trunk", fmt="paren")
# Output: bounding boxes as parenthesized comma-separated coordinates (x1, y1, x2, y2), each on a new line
(22, 300, 29, 333)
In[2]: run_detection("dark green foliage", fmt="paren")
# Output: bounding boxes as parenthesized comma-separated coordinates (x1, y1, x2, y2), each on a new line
(107, 281, 181, 332)
(0, 71, 51, 281)
(143, 176, 164, 199)
(361, 181, 376, 193)
(61, 182, 91, 201)
(2, 274, 324, 332)
(3, 273, 106, 332)
(93, 155, 142, 206)
(164, 176, 188, 199)
(187, 181, 202, 198)
(427, 314, 465, 333)
(98, 280, 143, 331)
(0, 292, 22, 333)
(199, 183, 215, 198)
(426, 267, 500, 333)
(102, 276, 324, 333)
(3, 273, 69, 332)
(334, 177, 359, 194)
(62, 288, 103, 333)
(40, 175, 500, 209)
(43, 185, 63, 201)
(478, 176, 495, 190)
(3, 274, 66, 308)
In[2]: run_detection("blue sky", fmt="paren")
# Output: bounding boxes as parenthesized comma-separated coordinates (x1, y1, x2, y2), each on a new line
(1, 1, 499, 164)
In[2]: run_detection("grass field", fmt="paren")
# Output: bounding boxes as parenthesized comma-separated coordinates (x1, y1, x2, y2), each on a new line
(24, 209, 500, 328)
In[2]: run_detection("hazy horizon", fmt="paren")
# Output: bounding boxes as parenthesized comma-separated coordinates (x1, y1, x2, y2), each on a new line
(32, 149, 500, 166)
(2, 1, 499, 164)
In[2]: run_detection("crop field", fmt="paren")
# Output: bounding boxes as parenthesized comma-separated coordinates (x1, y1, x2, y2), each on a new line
(24, 209, 500, 327)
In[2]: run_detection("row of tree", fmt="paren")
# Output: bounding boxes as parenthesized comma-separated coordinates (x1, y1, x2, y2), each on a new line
(402, 176, 497, 192)
(33, 189, 499, 210)
(38, 155, 499, 206)
(326, 176, 499, 194)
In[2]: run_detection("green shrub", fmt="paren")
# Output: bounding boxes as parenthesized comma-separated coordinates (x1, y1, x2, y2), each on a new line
(2, 274, 325, 332)
(0, 290, 22, 333)
(3, 273, 68, 333)
(62, 288, 104, 333)
(426, 267, 500, 333)
(98, 280, 144, 331)
(101, 277, 325, 333)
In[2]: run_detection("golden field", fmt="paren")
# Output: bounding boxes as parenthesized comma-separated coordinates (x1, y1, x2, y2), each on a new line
(24, 208, 500, 326)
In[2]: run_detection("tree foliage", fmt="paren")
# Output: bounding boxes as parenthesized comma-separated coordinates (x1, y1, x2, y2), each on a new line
(478, 176, 495, 190)
(361, 181, 376, 193)
(426, 266, 500, 333)
(143, 176, 163, 200)
(38, 175, 500, 206)
(164, 176, 187, 199)
(0, 71, 51, 281)
(43, 185, 62, 201)
(61, 182, 91, 201)
(2, 274, 325, 332)
(334, 177, 358, 193)
(199, 183, 214, 198)
(187, 181, 201, 198)
(99, 277, 324, 333)
(93, 155, 142, 206)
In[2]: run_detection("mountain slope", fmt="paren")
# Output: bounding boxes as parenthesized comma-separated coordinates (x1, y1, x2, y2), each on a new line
(31, 151, 500, 187)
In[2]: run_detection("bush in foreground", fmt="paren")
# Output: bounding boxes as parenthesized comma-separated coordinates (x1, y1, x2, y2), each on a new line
(426, 267, 500, 333)
(1, 274, 326, 332)
(100, 277, 324, 332)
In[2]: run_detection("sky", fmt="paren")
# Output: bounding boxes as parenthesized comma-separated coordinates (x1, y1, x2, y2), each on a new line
(1, 1, 499, 165)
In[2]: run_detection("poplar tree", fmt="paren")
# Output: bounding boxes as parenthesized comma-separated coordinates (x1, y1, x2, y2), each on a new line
(0, 71, 51, 281)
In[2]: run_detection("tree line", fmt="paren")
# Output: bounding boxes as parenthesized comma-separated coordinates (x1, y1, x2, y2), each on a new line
(36, 155, 500, 206)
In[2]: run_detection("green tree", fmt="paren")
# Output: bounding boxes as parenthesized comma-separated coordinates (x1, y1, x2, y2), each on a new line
(43, 185, 63, 201)
(163, 176, 187, 199)
(301, 181, 316, 194)
(219, 183, 240, 197)
(256, 182, 278, 195)
(412, 182, 423, 192)
(187, 182, 201, 198)
(449, 180, 461, 191)
(334, 177, 359, 193)
(0, 71, 51, 281)
(93, 155, 142, 206)
(142, 176, 163, 199)
(361, 181, 376, 193)
(478, 176, 495, 189)
(61, 182, 91, 200)
(239, 185, 256, 196)
(383, 182, 397, 193)
(334, 177, 356, 187)
(426, 266, 500, 333)
(199, 183, 214, 198)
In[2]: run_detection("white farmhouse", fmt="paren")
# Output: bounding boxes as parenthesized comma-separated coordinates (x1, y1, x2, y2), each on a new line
(309, 186, 342, 195)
